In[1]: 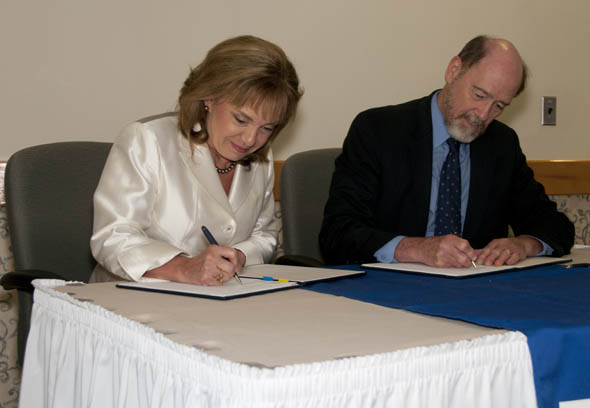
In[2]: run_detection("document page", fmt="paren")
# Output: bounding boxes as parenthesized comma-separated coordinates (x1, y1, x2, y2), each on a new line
(240, 264, 365, 283)
(362, 256, 571, 278)
(117, 277, 298, 300)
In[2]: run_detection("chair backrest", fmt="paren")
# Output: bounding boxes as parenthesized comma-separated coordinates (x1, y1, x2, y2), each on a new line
(6, 142, 112, 282)
(279, 148, 341, 263)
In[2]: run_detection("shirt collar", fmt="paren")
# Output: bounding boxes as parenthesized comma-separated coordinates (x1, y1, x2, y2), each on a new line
(431, 91, 451, 149)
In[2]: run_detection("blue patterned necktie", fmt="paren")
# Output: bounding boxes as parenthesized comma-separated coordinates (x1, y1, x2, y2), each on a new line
(435, 138, 462, 236)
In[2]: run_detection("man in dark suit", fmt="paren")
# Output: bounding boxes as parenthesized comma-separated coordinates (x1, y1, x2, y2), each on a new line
(320, 35, 574, 267)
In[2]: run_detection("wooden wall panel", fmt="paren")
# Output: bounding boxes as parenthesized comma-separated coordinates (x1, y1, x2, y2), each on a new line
(528, 160, 590, 195)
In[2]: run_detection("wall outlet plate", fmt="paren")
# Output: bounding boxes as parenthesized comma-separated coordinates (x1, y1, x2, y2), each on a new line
(0, 162, 5, 207)
(542, 96, 556, 125)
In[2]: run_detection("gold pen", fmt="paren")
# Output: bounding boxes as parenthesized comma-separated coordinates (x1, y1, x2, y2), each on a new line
(471, 259, 477, 268)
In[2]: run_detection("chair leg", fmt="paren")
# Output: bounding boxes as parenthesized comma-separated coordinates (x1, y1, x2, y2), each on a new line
(16, 290, 32, 367)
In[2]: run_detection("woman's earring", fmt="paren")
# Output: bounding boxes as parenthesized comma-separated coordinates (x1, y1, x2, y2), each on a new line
(204, 105, 209, 112)
(192, 122, 202, 133)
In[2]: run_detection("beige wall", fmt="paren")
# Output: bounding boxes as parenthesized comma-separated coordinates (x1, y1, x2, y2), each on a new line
(2, 0, 589, 161)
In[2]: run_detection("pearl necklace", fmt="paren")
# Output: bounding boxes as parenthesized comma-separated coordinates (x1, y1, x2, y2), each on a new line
(215, 161, 236, 174)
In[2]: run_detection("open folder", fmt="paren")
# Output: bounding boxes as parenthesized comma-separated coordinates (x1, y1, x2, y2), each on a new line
(116, 264, 364, 300)
(362, 256, 571, 278)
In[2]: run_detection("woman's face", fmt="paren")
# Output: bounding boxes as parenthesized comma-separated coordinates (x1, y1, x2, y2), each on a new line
(204, 100, 277, 164)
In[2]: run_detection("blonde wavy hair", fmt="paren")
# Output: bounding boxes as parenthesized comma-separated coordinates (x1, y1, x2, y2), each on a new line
(178, 35, 303, 163)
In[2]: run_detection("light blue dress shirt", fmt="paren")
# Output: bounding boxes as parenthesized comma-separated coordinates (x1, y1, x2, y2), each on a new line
(374, 92, 551, 263)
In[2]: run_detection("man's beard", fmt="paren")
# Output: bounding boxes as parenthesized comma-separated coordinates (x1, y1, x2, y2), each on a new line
(446, 114, 485, 143)
(441, 89, 486, 143)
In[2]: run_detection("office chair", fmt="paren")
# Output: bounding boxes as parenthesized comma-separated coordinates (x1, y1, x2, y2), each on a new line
(0, 141, 112, 365)
(275, 148, 341, 266)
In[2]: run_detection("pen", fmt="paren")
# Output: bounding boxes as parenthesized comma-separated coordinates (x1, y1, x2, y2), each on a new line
(471, 260, 477, 268)
(201, 225, 242, 284)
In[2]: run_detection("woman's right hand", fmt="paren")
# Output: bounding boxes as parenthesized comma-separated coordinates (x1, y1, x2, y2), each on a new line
(144, 245, 244, 285)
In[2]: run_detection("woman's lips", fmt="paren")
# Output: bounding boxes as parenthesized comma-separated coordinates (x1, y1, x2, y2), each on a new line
(232, 143, 249, 154)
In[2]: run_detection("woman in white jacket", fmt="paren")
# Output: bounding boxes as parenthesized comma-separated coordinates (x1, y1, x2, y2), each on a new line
(90, 35, 303, 285)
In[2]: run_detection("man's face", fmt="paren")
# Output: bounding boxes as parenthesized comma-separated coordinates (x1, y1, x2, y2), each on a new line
(439, 55, 521, 143)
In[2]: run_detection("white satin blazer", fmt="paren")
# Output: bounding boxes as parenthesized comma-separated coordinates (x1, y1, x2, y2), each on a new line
(90, 114, 279, 281)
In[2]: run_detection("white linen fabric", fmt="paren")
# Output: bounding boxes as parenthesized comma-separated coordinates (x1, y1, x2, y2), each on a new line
(20, 280, 538, 408)
(90, 114, 279, 281)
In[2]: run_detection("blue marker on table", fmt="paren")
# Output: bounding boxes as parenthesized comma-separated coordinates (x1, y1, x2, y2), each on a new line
(201, 225, 242, 284)
(262, 276, 289, 282)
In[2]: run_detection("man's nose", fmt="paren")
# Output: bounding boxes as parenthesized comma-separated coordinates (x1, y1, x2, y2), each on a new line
(474, 101, 493, 122)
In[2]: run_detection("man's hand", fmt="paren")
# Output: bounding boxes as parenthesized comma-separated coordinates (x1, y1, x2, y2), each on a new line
(395, 235, 477, 268)
(475, 236, 543, 266)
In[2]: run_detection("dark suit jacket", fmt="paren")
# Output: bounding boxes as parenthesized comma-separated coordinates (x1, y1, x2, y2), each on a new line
(319, 92, 574, 265)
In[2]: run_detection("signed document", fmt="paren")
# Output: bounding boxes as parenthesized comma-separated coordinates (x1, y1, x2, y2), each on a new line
(117, 278, 297, 300)
(362, 256, 571, 278)
(240, 264, 364, 283)
(117, 264, 364, 300)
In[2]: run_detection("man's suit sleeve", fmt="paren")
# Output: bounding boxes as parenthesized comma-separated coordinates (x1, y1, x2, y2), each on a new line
(507, 137, 574, 257)
(319, 112, 397, 264)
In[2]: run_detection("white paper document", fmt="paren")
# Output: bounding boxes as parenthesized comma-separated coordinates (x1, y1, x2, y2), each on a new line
(362, 256, 571, 278)
(240, 264, 364, 283)
(117, 278, 298, 300)
(117, 264, 364, 299)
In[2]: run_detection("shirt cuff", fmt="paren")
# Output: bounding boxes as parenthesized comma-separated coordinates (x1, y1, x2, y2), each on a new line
(524, 235, 554, 256)
(374, 236, 406, 263)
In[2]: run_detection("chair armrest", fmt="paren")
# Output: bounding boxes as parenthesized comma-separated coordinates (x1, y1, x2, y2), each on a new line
(0, 270, 67, 292)
(274, 254, 325, 267)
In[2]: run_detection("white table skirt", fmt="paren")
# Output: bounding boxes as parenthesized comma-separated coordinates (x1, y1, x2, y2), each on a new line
(20, 280, 537, 408)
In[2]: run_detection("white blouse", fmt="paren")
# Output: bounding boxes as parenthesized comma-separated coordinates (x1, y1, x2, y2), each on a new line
(90, 114, 279, 281)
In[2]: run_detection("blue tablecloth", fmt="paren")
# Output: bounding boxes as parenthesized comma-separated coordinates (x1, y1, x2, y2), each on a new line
(304, 265, 590, 408)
